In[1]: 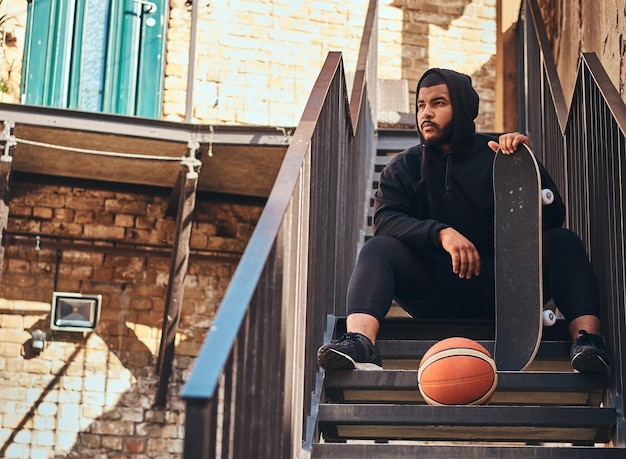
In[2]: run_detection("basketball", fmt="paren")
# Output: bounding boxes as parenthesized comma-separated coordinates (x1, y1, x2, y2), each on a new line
(418, 337, 498, 405)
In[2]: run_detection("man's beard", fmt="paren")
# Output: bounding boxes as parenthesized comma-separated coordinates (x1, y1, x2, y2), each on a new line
(421, 121, 454, 151)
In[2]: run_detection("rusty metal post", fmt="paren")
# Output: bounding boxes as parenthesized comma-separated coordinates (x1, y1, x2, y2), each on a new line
(156, 142, 201, 406)
(0, 121, 15, 282)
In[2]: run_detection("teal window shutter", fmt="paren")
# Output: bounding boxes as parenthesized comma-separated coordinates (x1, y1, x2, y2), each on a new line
(22, 0, 74, 107)
(21, 0, 166, 118)
(136, 1, 167, 118)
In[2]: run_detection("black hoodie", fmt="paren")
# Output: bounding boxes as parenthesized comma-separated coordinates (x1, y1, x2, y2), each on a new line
(372, 68, 565, 258)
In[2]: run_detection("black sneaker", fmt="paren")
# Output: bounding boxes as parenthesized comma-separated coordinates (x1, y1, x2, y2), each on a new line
(317, 332, 383, 370)
(570, 329, 610, 374)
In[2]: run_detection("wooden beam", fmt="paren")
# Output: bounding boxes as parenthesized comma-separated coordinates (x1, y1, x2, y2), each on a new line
(155, 164, 199, 406)
(0, 105, 289, 198)
(495, 0, 522, 132)
(9, 124, 286, 197)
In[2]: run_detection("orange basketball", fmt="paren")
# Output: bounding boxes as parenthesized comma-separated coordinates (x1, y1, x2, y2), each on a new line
(418, 337, 498, 405)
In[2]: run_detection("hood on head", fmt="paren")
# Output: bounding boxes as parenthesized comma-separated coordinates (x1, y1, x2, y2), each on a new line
(415, 68, 479, 152)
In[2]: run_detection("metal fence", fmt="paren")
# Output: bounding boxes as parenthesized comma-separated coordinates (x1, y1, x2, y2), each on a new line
(180, 0, 378, 456)
(521, 0, 626, 445)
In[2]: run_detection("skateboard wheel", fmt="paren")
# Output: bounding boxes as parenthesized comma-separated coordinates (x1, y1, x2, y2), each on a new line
(543, 309, 556, 326)
(541, 189, 554, 205)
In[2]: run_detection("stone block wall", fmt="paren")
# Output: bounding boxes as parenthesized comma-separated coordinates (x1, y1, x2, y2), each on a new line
(0, 0, 24, 103)
(167, 0, 496, 131)
(1, 0, 497, 131)
(378, 0, 497, 130)
(0, 1, 501, 457)
(536, 0, 626, 107)
(0, 175, 262, 458)
(164, 0, 370, 126)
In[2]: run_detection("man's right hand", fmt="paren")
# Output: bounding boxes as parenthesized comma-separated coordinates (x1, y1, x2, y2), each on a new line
(438, 227, 481, 279)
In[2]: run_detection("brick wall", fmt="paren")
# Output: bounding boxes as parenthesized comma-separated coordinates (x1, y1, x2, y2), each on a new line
(167, 0, 496, 130)
(0, 175, 262, 458)
(0, 0, 24, 102)
(0, 1, 499, 457)
(164, 0, 370, 125)
(2, 0, 496, 131)
(536, 0, 626, 107)
(378, 0, 497, 131)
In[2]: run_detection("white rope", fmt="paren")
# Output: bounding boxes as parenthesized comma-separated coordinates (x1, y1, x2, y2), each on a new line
(14, 137, 187, 162)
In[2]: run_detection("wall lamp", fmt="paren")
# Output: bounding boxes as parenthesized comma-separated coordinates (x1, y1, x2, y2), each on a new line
(30, 329, 46, 354)
(50, 292, 102, 332)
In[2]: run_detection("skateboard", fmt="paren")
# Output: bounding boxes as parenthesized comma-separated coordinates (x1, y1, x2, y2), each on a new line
(493, 143, 543, 371)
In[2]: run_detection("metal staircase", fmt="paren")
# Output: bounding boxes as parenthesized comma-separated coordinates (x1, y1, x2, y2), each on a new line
(308, 128, 624, 458)
(311, 317, 619, 458)
(180, 3, 626, 453)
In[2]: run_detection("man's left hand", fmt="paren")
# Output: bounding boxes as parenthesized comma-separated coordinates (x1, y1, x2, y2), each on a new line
(488, 132, 531, 154)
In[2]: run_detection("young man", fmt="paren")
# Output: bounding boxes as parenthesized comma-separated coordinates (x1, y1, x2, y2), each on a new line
(317, 68, 610, 374)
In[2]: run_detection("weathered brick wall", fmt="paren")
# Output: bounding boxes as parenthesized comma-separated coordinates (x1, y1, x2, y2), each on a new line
(536, 0, 626, 106)
(0, 0, 24, 102)
(2, 0, 496, 131)
(167, 0, 496, 130)
(0, 1, 499, 457)
(0, 176, 262, 458)
(164, 0, 370, 125)
(378, 0, 497, 131)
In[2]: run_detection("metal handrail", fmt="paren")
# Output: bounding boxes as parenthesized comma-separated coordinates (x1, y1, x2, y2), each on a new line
(180, 0, 378, 456)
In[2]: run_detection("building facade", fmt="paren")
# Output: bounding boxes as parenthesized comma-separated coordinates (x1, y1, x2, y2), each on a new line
(0, 1, 518, 457)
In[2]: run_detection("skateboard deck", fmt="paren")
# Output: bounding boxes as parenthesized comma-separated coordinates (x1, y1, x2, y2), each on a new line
(493, 143, 543, 371)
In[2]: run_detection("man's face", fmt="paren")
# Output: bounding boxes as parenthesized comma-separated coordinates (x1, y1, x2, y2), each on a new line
(417, 83, 454, 150)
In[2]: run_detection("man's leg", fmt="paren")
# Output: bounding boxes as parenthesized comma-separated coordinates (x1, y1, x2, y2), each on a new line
(569, 315, 601, 338)
(317, 236, 435, 370)
(543, 228, 610, 373)
(346, 313, 380, 344)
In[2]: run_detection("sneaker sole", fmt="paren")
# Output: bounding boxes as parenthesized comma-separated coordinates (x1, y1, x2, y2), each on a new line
(571, 351, 610, 374)
(317, 348, 382, 371)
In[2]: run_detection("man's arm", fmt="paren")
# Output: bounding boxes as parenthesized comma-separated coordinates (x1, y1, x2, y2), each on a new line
(373, 150, 448, 248)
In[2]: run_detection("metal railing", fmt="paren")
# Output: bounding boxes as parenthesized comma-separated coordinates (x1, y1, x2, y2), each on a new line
(521, 0, 626, 445)
(180, 0, 378, 456)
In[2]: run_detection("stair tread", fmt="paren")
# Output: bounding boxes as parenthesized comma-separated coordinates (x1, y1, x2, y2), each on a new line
(319, 404, 616, 426)
(317, 404, 616, 443)
(324, 370, 607, 391)
(376, 129, 417, 153)
(376, 339, 570, 360)
(331, 318, 572, 361)
(311, 443, 625, 458)
(323, 370, 606, 406)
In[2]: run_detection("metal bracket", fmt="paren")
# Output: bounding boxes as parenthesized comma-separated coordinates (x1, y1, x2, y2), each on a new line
(207, 125, 214, 157)
(181, 139, 203, 177)
(1, 121, 16, 160)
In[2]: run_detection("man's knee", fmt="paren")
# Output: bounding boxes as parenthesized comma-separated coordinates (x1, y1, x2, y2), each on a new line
(543, 227, 587, 257)
(358, 235, 409, 260)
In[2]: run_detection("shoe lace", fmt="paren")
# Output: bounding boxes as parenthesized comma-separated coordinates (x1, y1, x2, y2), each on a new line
(338, 332, 360, 344)
(575, 329, 603, 348)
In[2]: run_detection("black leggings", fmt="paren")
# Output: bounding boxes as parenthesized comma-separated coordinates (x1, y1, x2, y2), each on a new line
(347, 228, 600, 323)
